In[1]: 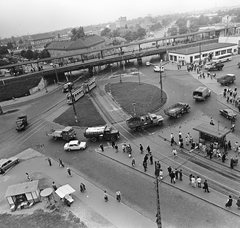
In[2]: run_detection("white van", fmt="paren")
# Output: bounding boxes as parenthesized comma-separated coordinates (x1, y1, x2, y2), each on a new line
(193, 87, 211, 101)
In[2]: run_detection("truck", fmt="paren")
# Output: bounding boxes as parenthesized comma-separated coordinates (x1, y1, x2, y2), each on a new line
(193, 87, 211, 101)
(83, 126, 120, 142)
(164, 102, 190, 118)
(16, 114, 28, 131)
(204, 62, 224, 71)
(217, 74, 236, 86)
(46, 126, 77, 141)
(126, 113, 164, 131)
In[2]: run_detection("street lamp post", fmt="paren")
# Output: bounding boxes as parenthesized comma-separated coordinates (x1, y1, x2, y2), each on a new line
(68, 84, 78, 123)
(155, 161, 162, 228)
(159, 60, 164, 101)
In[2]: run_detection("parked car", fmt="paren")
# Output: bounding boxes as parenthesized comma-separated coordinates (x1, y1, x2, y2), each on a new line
(154, 66, 160, 72)
(219, 109, 237, 120)
(217, 74, 236, 86)
(0, 157, 19, 174)
(146, 62, 150, 66)
(64, 140, 87, 151)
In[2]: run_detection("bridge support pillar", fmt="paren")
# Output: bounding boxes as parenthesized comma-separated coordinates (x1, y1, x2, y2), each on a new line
(88, 67, 93, 76)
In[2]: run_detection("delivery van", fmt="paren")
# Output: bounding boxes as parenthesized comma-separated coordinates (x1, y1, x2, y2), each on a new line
(217, 74, 235, 86)
(193, 87, 211, 101)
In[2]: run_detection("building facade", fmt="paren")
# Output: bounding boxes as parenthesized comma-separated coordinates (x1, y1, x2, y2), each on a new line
(29, 33, 53, 48)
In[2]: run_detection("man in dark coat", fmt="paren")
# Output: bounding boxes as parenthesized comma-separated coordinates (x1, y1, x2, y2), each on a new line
(167, 166, 172, 176)
(203, 180, 210, 193)
(225, 195, 233, 208)
(170, 171, 175, 184)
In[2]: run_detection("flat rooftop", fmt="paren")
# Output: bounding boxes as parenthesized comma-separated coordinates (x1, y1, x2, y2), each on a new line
(169, 43, 237, 55)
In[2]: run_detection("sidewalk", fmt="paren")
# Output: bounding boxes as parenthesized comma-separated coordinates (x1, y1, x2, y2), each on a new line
(96, 128, 240, 217)
(0, 151, 156, 228)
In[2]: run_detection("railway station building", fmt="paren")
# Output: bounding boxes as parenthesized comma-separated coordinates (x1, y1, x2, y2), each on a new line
(168, 42, 238, 64)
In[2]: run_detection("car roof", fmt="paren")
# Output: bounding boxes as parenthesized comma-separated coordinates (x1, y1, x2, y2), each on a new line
(0, 157, 18, 166)
(224, 109, 233, 112)
(69, 140, 79, 145)
(195, 87, 207, 92)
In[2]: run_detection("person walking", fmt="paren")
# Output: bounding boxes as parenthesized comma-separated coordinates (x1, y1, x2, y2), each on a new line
(171, 137, 176, 146)
(203, 180, 210, 193)
(111, 140, 115, 148)
(167, 166, 172, 176)
(67, 167, 72, 177)
(26, 173, 32, 181)
(146, 146, 151, 154)
(191, 176, 196, 188)
(59, 159, 64, 168)
(143, 161, 147, 172)
(132, 158, 136, 167)
(236, 196, 240, 209)
(116, 191, 121, 202)
(210, 117, 214, 125)
(46, 157, 52, 166)
(115, 145, 119, 153)
(179, 169, 183, 181)
(230, 157, 234, 169)
(189, 174, 193, 185)
(159, 169, 163, 180)
(99, 144, 104, 152)
(52, 182, 57, 191)
(228, 141, 232, 150)
(172, 148, 178, 157)
(178, 131, 182, 140)
(197, 176, 202, 188)
(104, 191, 109, 202)
(143, 154, 149, 163)
(140, 144, 144, 154)
(170, 171, 176, 184)
(222, 153, 226, 163)
(225, 195, 233, 208)
(122, 143, 126, 153)
(149, 154, 153, 165)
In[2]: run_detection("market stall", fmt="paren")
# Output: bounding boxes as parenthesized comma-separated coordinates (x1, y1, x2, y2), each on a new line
(5, 180, 40, 211)
(55, 184, 75, 206)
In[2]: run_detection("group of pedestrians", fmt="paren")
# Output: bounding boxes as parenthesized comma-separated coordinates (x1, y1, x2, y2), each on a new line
(225, 195, 240, 210)
(167, 166, 183, 184)
(223, 87, 239, 110)
(141, 145, 154, 172)
(189, 174, 210, 193)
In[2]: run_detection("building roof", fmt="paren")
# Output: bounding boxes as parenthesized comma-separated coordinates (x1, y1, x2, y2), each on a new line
(30, 33, 53, 41)
(193, 123, 231, 139)
(5, 180, 39, 197)
(169, 43, 237, 55)
(46, 35, 105, 51)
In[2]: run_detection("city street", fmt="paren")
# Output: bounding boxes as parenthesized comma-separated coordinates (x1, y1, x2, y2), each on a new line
(1, 54, 240, 227)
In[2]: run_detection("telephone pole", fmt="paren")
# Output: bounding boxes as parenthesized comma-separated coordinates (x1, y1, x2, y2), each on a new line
(159, 60, 164, 101)
(155, 161, 162, 228)
(68, 84, 78, 123)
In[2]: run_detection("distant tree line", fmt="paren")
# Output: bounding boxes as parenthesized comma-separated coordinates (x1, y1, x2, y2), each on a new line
(20, 49, 50, 60)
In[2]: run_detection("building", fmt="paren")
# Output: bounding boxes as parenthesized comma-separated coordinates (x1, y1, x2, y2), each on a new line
(46, 35, 107, 57)
(116, 17, 127, 28)
(168, 42, 238, 64)
(29, 33, 53, 48)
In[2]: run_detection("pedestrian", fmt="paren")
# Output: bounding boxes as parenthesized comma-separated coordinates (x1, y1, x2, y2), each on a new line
(52, 182, 57, 191)
(26, 173, 32, 181)
(171, 137, 176, 146)
(210, 117, 214, 125)
(156, 161, 161, 170)
(197, 176, 202, 188)
(170, 133, 173, 141)
(111, 140, 115, 148)
(116, 191, 121, 202)
(228, 141, 232, 150)
(189, 174, 193, 184)
(234, 142, 239, 152)
(172, 148, 178, 157)
(132, 158, 136, 167)
(46, 157, 52, 166)
(179, 169, 183, 181)
(225, 195, 233, 208)
(167, 166, 172, 176)
(149, 154, 153, 165)
(140, 144, 144, 154)
(143, 161, 147, 172)
(104, 191, 108, 202)
(80, 183, 86, 192)
(185, 136, 189, 146)
(203, 180, 210, 193)
(222, 153, 226, 163)
(191, 176, 196, 188)
(146, 146, 151, 154)
(159, 169, 163, 180)
(59, 158, 64, 168)
(178, 131, 182, 140)
(144, 154, 149, 163)
(67, 167, 72, 177)
(115, 145, 118, 153)
(170, 171, 175, 184)
(236, 196, 240, 209)
(230, 157, 234, 169)
(99, 144, 104, 152)
(122, 143, 126, 153)
(175, 169, 179, 180)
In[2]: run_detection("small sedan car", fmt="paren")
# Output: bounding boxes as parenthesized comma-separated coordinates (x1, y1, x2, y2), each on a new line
(153, 66, 160, 72)
(0, 157, 19, 174)
(146, 62, 150, 66)
(64, 140, 87, 151)
(219, 109, 237, 120)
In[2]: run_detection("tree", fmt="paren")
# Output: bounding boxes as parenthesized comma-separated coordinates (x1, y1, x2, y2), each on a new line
(167, 26, 178, 36)
(123, 31, 133, 42)
(7, 42, 13, 49)
(25, 49, 33, 60)
(100, 28, 111, 37)
(112, 29, 120, 38)
(0, 46, 9, 55)
(33, 50, 39, 60)
(210, 16, 222, 24)
(150, 22, 162, 31)
(136, 27, 146, 39)
(40, 49, 50, 59)
(71, 26, 85, 41)
(20, 50, 26, 58)
(178, 25, 188, 34)
(18, 39, 23, 45)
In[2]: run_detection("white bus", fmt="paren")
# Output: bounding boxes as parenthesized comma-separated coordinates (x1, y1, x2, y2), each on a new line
(212, 53, 232, 63)
(67, 87, 85, 105)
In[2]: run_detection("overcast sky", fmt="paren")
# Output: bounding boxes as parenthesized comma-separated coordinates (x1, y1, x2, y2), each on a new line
(1, 0, 239, 38)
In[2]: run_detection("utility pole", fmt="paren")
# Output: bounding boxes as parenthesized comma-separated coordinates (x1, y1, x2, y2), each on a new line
(155, 161, 162, 228)
(68, 84, 78, 123)
(159, 60, 164, 101)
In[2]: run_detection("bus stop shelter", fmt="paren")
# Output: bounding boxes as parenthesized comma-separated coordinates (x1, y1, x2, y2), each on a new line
(193, 123, 231, 147)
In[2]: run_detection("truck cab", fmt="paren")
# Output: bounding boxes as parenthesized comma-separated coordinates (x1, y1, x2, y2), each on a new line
(193, 87, 211, 101)
(16, 114, 28, 131)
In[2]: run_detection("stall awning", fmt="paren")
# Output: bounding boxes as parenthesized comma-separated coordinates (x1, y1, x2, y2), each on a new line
(193, 123, 231, 139)
(5, 180, 39, 197)
(55, 184, 75, 198)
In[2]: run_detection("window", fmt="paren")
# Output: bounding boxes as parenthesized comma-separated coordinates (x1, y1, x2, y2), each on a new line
(170, 55, 173, 61)
(215, 51, 220, 56)
(194, 55, 200, 59)
(227, 48, 232, 53)
(202, 54, 208, 57)
(221, 50, 226, 55)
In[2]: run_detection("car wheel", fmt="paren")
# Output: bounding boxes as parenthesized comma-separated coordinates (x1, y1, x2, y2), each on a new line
(136, 127, 142, 132)
(91, 137, 97, 142)
(67, 148, 71, 152)
(110, 136, 116, 141)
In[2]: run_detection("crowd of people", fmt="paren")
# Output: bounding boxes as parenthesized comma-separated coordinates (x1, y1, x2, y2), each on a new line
(223, 87, 240, 112)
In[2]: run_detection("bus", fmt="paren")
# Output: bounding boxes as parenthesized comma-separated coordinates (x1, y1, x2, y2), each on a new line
(67, 87, 85, 105)
(212, 53, 232, 63)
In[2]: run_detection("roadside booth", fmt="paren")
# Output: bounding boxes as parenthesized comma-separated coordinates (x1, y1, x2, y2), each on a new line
(5, 180, 40, 211)
(55, 184, 75, 206)
(193, 123, 231, 148)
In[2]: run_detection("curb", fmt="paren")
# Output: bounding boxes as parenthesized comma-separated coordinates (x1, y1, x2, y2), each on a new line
(96, 149, 240, 217)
